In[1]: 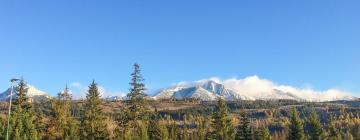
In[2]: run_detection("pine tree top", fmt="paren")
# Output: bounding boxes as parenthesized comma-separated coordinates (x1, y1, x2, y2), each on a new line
(127, 63, 147, 100)
(14, 78, 29, 106)
(58, 85, 72, 101)
(86, 80, 101, 100)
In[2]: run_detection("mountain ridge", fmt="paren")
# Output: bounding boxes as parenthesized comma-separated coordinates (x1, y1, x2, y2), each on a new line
(153, 79, 357, 101)
(0, 77, 357, 102)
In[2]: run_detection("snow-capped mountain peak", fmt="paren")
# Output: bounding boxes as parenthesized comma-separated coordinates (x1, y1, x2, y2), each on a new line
(0, 85, 50, 101)
(201, 80, 225, 94)
(27, 85, 48, 96)
(153, 80, 252, 101)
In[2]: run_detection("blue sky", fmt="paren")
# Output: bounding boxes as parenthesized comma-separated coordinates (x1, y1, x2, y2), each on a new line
(0, 0, 359, 97)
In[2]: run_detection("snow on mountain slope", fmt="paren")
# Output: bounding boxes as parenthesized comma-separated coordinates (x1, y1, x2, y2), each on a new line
(201, 80, 254, 100)
(153, 76, 357, 101)
(173, 87, 218, 101)
(201, 80, 234, 97)
(0, 85, 50, 101)
(153, 80, 253, 101)
(104, 95, 122, 101)
(153, 86, 188, 100)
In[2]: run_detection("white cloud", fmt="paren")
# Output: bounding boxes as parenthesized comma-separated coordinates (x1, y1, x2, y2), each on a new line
(173, 77, 222, 87)
(69, 82, 87, 99)
(222, 76, 275, 97)
(70, 82, 81, 88)
(98, 86, 126, 98)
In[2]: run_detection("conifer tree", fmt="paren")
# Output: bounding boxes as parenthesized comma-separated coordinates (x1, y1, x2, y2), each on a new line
(148, 115, 162, 140)
(124, 63, 150, 140)
(137, 122, 149, 140)
(148, 113, 169, 140)
(181, 114, 189, 140)
(287, 108, 305, 140)
(262, 127, 272, 140)
(307, 108, 325, 140)
(0, 117, 6, 139)
(33, 101, 48, 139)
(195, 116, 209, 140)
(114, 107, 131, 140)
(165, 117, 178, 140)
(355, 126, 360, 140)
(81, 80, 108, 140)
(127, 63, 148, 121)
(49, 86, 79, 140)
(254, 126, 272, 140)
(236, 111, 252, 140)
(9, 78, 39, 140)
(328, 119, 342, 140)
(14, 79, 28, 106)
(211, 98, 235, 140)
(66, 120, 80, 140)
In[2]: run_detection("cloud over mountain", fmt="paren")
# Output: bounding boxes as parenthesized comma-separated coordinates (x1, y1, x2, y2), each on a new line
(155, 75, 357, 101)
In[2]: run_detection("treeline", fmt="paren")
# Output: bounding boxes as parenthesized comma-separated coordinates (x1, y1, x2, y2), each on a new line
(0, 63, 360, 140)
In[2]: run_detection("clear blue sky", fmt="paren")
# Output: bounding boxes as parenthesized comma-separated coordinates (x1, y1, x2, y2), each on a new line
(0, 0, 359, 96)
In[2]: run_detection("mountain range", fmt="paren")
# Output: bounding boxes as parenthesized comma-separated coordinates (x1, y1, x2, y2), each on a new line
(0, 77, 357, 102)
(153, 80, 357, 101)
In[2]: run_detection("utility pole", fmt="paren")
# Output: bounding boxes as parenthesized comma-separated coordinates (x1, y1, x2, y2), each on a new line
(6, 78, 19, 140)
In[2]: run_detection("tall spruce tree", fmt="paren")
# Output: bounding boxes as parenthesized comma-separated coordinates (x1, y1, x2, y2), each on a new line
(307, 108, 325, 140)
(125, 63, 150, 140)
(211, 98, 235, 140)
(49, 86, 79, 140)
(81, 80, 108, 140)
(9, 78, 39, 140)
(287, 108, 305, 140)
(127, 63, 148, 120)
(236, 111, 252, 140)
